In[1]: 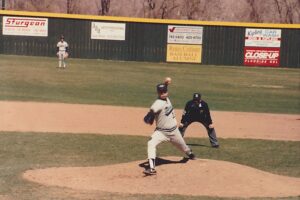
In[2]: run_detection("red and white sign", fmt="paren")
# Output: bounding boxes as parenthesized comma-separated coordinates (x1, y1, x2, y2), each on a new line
(244, 47, 280, 67)
(2, 16, 48, 37)
(245, 28, 281, 48)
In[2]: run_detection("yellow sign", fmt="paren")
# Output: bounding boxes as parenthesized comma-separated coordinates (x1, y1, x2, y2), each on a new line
(167, 44, 202, 63)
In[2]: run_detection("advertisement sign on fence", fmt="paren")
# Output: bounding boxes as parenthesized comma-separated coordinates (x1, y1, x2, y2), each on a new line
(244, 28, 281, 67)
(245, 28, 281, 48)
(244, 47, 280, 67)
(167, 25, 203, 63)
(167, 25, 203, 44)
(167, 44, 202, 63)
(91, 22, 126, 40)
(2, 16, 48, 37)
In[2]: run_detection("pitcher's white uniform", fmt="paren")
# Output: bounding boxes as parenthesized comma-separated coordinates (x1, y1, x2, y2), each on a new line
(56, 38, 68, 68)
(143, 83, 195, 175)
(146, 97, 194, 171)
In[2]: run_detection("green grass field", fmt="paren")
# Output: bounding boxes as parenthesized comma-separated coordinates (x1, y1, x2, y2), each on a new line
(0, 132, 299, 200)
(0, 55, 299, 113)
(0, 55, 299, 200)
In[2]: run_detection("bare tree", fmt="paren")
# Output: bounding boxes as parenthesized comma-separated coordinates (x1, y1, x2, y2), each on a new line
(148, 0, 155, 9)
(67, 0, 70, 13)
(282, 0, 297, 23)
(4, 0, 300, 23)
(274, 0, 283, 22)
(160, 0, 179, 19)
(95, 0, 101, 15)
(247, 0, 260, 22)
(11, 0, 26, 10)
(2, 0, 5, 10)
(5, 0, 12, 9)
(272, 0, 298, 23)
(183, 0, 202, 19)
(20, 0, 52, 12)
(291, 0, 300, 23)
(67, 0, 81, 14)
(101, 0, 110, 15)
(143, 0, 156, 18)
(160, 0, 167, 19)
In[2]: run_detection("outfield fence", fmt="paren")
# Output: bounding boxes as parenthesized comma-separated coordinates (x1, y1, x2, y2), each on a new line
(0, 10, 299, 67)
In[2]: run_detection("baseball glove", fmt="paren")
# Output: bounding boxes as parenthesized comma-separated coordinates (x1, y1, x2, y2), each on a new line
(64, 52, 69, 59)
(144, 111, 155, 125)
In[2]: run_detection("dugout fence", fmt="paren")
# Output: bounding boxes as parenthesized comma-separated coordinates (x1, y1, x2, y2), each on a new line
(0, 10, 299, 67)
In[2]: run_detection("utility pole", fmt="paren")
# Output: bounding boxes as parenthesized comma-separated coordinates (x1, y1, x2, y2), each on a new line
(2, 0, 5, 10)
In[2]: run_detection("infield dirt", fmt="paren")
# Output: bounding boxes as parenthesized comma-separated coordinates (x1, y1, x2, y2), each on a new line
(0, 101, 299, 141)
(1, 101, 300, 198)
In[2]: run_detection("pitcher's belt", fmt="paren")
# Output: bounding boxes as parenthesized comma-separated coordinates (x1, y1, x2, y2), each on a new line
(156, 126, 177, 132)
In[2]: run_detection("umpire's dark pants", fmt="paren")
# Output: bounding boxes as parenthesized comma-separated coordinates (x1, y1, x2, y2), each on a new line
(179, 120, 219, 147)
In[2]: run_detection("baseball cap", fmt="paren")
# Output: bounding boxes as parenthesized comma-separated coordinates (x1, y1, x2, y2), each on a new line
(156, 83, 168, 93)
(193, 93, 201, 101)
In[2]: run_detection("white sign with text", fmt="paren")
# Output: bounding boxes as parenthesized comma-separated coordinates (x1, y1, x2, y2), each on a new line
(3, 16, 48, 37)
(167, 25, 203, 44)
(245, 28, 281, 47)
(91, 22, 126, 40)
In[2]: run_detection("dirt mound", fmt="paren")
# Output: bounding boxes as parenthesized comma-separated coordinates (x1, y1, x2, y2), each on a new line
(0, 195, 12, 200)
(23, 157, 300, 198)
(2, 101, 300, 198)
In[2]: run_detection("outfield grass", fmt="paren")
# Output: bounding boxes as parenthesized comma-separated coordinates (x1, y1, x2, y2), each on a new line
(0, 55, 299, 114)
(0, 132, 299, 200)
(0, 55, 299, 199)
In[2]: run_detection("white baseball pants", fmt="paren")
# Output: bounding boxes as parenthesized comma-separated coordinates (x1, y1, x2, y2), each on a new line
(147, 128, 192, 160)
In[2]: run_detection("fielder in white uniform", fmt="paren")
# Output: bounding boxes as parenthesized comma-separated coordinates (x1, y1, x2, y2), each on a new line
(143, 78, 196, 176)
(56, 35, 69, 69)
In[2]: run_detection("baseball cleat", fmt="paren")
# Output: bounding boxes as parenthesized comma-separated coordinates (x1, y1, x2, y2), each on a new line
(188, 152, 196, 160)
(143, 168, 157, 176)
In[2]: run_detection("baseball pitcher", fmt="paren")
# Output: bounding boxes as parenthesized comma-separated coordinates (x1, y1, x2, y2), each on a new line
(56, 35, 69, 69)
(143, 77, 196, 176)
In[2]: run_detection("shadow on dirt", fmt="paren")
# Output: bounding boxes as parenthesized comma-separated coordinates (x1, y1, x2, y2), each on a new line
(138, 157, 189, 170)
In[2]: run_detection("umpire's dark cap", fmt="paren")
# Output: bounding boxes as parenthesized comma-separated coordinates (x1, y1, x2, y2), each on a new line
(193, 93, 201, 101)
(156, 83, 168, 93)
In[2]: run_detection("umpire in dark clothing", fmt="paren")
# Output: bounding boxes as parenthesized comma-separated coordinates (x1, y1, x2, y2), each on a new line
(179, 93, 219, 148)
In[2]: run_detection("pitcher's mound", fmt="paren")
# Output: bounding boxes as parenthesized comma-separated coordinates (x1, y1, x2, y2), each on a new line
(23, 157, 300, 198)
